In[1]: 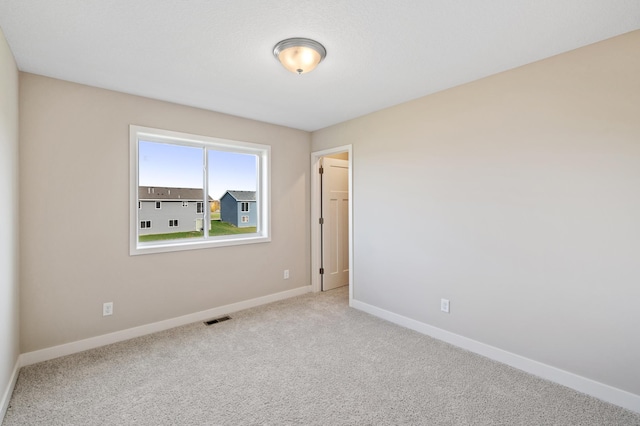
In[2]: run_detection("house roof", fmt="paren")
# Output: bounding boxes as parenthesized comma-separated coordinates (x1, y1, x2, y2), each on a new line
(139, 186, 213, 201)
(223, 190, 256, 202)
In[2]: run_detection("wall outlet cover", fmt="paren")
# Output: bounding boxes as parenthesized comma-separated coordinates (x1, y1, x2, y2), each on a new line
(103, 302, 113, 316)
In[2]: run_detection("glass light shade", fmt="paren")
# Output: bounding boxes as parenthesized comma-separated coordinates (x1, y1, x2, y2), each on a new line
(273, 38, 326, 74)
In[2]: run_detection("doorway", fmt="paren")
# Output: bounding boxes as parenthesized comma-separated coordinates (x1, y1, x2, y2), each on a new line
(311, 145, 353, 303)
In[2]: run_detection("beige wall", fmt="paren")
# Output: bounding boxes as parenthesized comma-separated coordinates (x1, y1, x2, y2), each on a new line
(326, 152, 349, 160)
(312, 31, 640, 395)
(19, 74, 311, 352)
(0, 28, 20, 409)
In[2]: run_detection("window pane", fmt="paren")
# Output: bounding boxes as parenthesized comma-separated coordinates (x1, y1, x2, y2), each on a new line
(131, 125, 270, 255)
(138, 141, 204, 243)
(208, 150, 258, 236)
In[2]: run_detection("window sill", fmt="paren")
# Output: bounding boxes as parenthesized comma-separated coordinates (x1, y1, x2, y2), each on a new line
(130, 234, 271, 256)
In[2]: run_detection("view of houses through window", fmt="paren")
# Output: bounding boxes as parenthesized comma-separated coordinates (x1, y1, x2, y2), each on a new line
(131, 126, 270, 254)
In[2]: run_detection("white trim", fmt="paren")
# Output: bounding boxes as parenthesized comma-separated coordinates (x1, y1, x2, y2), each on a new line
(352, 299, 640, 414)
(20, 286, 311, 367)
(1, 357, 20, 421)
(310, 145, 354, 306)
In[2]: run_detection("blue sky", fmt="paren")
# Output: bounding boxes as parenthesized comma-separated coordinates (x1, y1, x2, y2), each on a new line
(139, 141, 257, 200)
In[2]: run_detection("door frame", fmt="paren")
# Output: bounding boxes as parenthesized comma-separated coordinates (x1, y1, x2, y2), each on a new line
(310, 145, 353, 304)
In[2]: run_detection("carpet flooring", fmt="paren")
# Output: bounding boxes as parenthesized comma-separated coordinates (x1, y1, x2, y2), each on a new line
(4, 287, 639, 425)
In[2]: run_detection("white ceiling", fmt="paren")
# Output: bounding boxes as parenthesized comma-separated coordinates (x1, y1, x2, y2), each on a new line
(1, 1, 639, 132)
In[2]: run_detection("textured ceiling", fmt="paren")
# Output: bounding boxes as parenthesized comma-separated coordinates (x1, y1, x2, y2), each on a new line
(1, 1, 639, 131)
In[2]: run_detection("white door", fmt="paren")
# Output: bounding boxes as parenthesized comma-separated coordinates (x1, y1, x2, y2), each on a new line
(321, 157, 349, 291)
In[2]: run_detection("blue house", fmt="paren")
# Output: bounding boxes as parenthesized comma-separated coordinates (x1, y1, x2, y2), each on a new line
(220, 190, 257, 228)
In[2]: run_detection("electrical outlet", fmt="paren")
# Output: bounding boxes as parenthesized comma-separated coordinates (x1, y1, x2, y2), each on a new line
(103, 302, 113, 316)
(440, 298, 450, 313)
(284, 269, 290, 279)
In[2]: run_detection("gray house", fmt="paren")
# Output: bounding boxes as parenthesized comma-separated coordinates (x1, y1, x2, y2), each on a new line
(220, 190, 257, 228)
(138, 186, 212, 235)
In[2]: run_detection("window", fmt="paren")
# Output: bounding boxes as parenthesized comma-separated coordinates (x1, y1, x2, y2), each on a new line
(130, 125, 270, 255)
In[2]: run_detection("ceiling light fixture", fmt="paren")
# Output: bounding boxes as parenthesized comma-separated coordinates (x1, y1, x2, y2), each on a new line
(273, 38, 326, 75)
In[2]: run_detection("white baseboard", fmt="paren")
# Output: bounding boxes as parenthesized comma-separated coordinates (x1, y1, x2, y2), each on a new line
(351, 299, 640, 414)
(21, 286, 311, 367)
(1, 357, 20, 422)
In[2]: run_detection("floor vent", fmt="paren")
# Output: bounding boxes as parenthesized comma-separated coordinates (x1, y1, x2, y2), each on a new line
(204, 316, 231, 326)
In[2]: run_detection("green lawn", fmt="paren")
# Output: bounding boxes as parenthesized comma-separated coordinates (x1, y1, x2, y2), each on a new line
(210, 220, 256, 235)
(139, 220, 256, 242)
(139, 231, 204, 242)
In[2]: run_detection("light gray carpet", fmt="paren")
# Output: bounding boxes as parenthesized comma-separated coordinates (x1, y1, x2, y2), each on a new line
(4, 287, 639, 425)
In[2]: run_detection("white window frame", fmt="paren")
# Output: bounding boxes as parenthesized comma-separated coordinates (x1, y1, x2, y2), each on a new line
(169, 219, 179, 227)
(241, 215, 249, 223)
(155, 201, 162, 209)
(241, 202, 250, 212)
(130, 125, 271, 255)
(140, 220, 151, 229)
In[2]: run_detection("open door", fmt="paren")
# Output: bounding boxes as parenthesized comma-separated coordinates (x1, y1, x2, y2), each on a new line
(321, 157, 349, 291)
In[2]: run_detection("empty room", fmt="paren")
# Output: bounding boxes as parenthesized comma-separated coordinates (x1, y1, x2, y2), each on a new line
(1, 1, 639, 424)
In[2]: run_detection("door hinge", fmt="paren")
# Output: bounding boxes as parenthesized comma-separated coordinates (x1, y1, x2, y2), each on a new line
(319, 268, 324, 275)
(319, 166, 324, 174)
(319, 217, 324, 225)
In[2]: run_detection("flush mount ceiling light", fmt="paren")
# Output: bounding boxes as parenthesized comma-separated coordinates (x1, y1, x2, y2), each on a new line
(273, 38, 326, 75)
